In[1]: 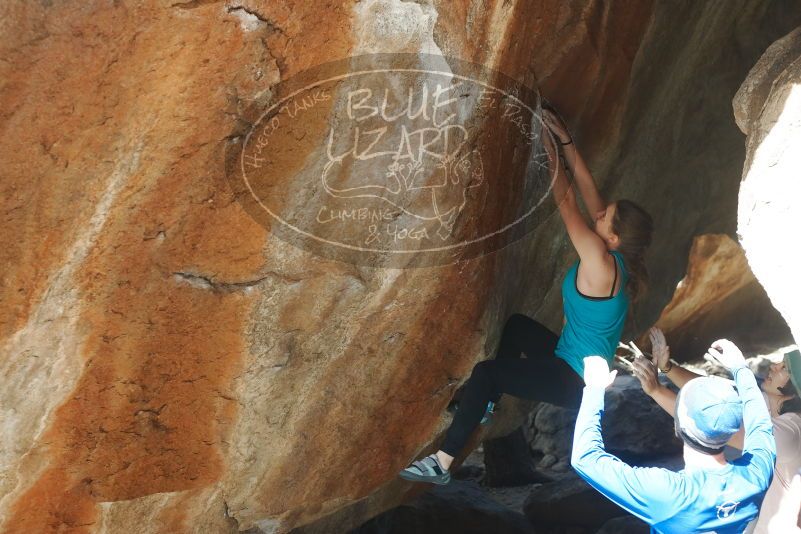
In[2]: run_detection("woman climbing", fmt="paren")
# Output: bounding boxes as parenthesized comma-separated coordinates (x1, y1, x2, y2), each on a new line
(399, 104, 655, 484)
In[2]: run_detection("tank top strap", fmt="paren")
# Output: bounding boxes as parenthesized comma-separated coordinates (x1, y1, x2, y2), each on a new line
(608, 254, 618, 298)
(610, 250, 627, 279)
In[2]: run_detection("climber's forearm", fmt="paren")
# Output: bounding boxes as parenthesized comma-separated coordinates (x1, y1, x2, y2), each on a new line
(647, 384, 677, 418)
(562, 145, 605, 216)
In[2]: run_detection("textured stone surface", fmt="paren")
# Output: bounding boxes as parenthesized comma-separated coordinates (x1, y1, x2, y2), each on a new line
(650, 234, 793, 361)
(0, 2, 653, 532)
(483, 427, 553, 487)
(523, 476, 625, 530)
(735, 26, 801, 346)
(348, 480, 536, 534)
(529, 375, 681, 470)
(2, 1, 801, 533)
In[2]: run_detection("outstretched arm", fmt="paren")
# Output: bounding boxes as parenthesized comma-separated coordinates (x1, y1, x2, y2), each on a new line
(542, 109, 605, 216)
(631, 350, 751, 452)
(701, 340, 774, 484)
(631, 354, 679, 416)
(542, 126, 608, 267)
(572, 357, 679, 524)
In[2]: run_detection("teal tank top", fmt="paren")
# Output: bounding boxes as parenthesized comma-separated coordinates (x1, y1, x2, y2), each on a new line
(554, 250, 629, 377)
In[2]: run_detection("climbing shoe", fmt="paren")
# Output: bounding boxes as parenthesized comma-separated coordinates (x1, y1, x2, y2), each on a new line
(399, 454, 451, 485)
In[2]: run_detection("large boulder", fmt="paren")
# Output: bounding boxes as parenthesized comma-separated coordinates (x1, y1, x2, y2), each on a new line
(349, 480, 536, 534)
(523, 476, 626, 530)
(483, 426, 553, 487)
(648, 234, 793, 361)
(0, 2, 657, 532)
(735, 26, 801, 345)
(2, 1, 801, 533)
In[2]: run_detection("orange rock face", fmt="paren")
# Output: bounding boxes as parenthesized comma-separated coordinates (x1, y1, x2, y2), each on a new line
(2, 1, 800, 533)
(649, 234, 792, 360)
(0, 1, 353, 532)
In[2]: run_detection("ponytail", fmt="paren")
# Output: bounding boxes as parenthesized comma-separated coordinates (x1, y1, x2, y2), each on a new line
(613, 199, 653, 302)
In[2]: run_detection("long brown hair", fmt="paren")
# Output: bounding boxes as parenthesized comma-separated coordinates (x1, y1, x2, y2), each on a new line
(612, 199, 653, 302)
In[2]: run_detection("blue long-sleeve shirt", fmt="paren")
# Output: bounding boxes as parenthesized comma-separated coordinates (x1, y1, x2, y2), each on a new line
(571, 366, 776, 534)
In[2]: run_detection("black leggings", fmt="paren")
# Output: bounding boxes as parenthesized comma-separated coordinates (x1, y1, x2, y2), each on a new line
(440, 313, 585, 457)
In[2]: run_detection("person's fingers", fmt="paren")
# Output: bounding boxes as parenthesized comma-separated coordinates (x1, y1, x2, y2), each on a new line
(649, 326, 658, 341)
(542, 111, 557, 127)
(542, 111, 568, 137)
(650, 338, 663, 361)
(650, 327, 666, 348)
(711, 338, 736, 353)
(631, 361, 652, 383)
(542, 109, 559, 125)
(630, 341, 645, 359)
(633, 361, 647, 375)
(632, 369, 646, 385)
(541, 132, 556, 157)
(704, 347, 724, 366)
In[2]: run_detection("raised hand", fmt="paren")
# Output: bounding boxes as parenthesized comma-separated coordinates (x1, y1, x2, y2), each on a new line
(648, 327, 671, 371)
(541, 119, 558, 160)
(583, 356, 617, 389)
(705, 339, 747, 371)
(542, 109, 572, 145)
(631, 354, 660, 396)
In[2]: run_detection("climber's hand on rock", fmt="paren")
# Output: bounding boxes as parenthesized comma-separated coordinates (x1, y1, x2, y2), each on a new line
(542, 109, 572, 145)
(583, 356, 617, 390)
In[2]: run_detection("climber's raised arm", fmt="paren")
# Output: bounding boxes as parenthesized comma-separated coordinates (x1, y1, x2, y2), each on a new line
(542, 109, 606, 217)
(542, 126, 609, 268)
